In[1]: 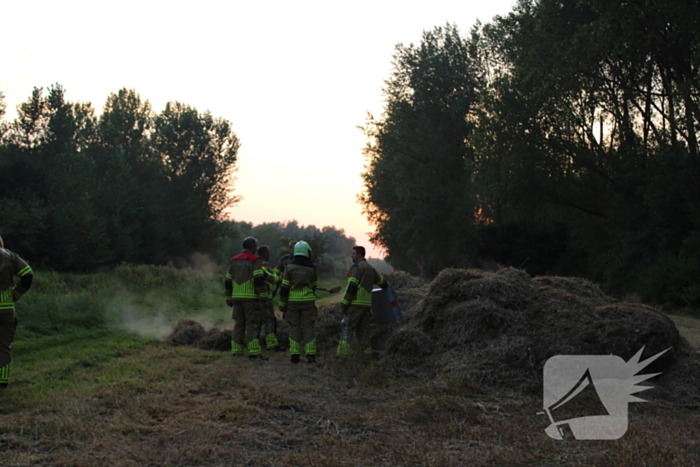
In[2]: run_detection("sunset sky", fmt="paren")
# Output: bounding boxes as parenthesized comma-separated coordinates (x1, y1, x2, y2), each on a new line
(2, 0, 516, 258)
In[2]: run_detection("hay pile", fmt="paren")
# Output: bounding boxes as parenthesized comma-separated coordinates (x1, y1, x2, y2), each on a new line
(382, 268, 700, 403)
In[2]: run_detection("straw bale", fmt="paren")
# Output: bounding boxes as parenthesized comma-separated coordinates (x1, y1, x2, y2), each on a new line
(533, 275, 614, 307)
(164, 319, 206, 346)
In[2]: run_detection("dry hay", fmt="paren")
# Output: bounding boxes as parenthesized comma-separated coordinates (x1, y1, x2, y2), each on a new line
(198, 328, 232, 351)
(533, 275, 615, 307)
(315, 303, 344, 354)
(381, 267, 700, 404)
(383, 271, 427, 290)
(164, 319, 207, 346)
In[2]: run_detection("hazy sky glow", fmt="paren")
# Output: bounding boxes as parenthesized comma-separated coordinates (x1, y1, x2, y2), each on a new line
(3, 0, 515, 259)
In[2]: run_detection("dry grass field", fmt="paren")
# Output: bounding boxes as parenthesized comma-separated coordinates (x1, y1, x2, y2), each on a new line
(1, 268, 699, 466)
(0, 340, 698, 466)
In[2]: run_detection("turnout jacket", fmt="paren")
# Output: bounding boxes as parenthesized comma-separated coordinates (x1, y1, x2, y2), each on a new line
(225, 251, 267, 301)
(260, 260, 279, 300)
(341, 258, 386, 308)
(280, 257, 317, 306)
(0, 247, 33, 312)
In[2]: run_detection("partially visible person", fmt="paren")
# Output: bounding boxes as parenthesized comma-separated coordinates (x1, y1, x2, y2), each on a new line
(256, 245, 285, 352)
(274, 241, 297, 276)
(225, 237, 268, 360)
(0, 236, 34, 388)
(336, 246, 387, 358)
(279, 241, 318, 364)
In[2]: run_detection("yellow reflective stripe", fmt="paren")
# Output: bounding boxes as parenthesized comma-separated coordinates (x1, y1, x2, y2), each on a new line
(0, 289, 13, 309)
(0, 363, 10, 383)
(231, 279, 256, 299)
(18, 266, 32, 276)
(287, 285, 316, 302)
(304, 338, 317, 355)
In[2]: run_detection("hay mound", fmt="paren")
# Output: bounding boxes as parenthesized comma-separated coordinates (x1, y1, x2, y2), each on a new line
(382, 267, 700, 403)
(198, 328, 232, 351)
(165, 319, 207, 346)
(384, 271, 427, 290)
(533, 275, 615, 307)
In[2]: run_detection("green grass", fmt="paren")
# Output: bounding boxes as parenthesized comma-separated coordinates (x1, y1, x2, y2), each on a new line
(7, 263, 347, 405)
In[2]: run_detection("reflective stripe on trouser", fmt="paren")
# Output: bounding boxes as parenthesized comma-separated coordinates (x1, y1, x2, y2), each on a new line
(337, 305, 372, 356)
(286, 302, 317, 356)
(289, 338, 301, 355)
(265, 333, 279, 349)
(247, 338, 262, 356)
(231, 300, 261, 355)
(0, 362, 10, 384)
(304, 338, 317, 356)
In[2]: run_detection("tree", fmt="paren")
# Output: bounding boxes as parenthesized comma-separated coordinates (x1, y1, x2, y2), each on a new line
(152, 102, 241, 258)
(360, 24, 480, 275)
(472, 0, 700, 290)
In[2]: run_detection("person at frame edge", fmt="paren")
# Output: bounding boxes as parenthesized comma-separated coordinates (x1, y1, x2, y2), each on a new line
(256, 245, 285, 352)
(0, 236, 34, 388)
(279, 240, 318, 364)
(225, 237, 274, 360)
(336, 246, 387, 358)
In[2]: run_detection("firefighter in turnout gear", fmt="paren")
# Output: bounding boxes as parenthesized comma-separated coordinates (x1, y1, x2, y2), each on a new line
(279, 241, 318, 364)
(225, 237, 269, 359)
(274, 241, 297, 277)
(0, 236, 33, 388)
(256, 245, 285, 351)
(336, 246, 387, 357)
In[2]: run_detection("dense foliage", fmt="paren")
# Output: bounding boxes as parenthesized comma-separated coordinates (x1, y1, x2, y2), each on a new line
(219, 219, 361, 277)
(361, 0, 700, 310)
(0, 86, 240, 270)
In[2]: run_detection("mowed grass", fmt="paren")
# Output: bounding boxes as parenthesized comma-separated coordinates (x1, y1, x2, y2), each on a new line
(1, 265, 699, 466)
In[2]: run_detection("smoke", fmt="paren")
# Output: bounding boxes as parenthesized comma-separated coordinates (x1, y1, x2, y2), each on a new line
(104, 253, 230, 339)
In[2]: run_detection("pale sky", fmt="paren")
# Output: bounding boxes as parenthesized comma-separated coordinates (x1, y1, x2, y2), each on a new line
(2, 0, 516, 259)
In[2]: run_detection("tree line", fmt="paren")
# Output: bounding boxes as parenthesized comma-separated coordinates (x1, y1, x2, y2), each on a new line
(0, 86, 358, 274)
(361, 0, 700, 310)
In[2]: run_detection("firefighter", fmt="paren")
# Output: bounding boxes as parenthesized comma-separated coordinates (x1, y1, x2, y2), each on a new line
(0, 236, 34, 388)
(256, 245, 285, 352)
(336, 246, 387, 357)
(225, 237, 268, 360)
(274, 241, 297, 276)
(279, 241, 318, 364)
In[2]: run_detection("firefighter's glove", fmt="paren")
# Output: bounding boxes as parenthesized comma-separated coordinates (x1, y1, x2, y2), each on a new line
(226, 299, 234, 308)
(280, 305, 287, 314)
(341, 304, 349, 315)
(380, 281, 389, 289)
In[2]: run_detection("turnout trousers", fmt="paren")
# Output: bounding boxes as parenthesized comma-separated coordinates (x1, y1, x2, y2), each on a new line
(336, 305, 372, 356)
(0, 309, 17, 385)
(286, 301, 317, 356)
(231, 300, 262, 356)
